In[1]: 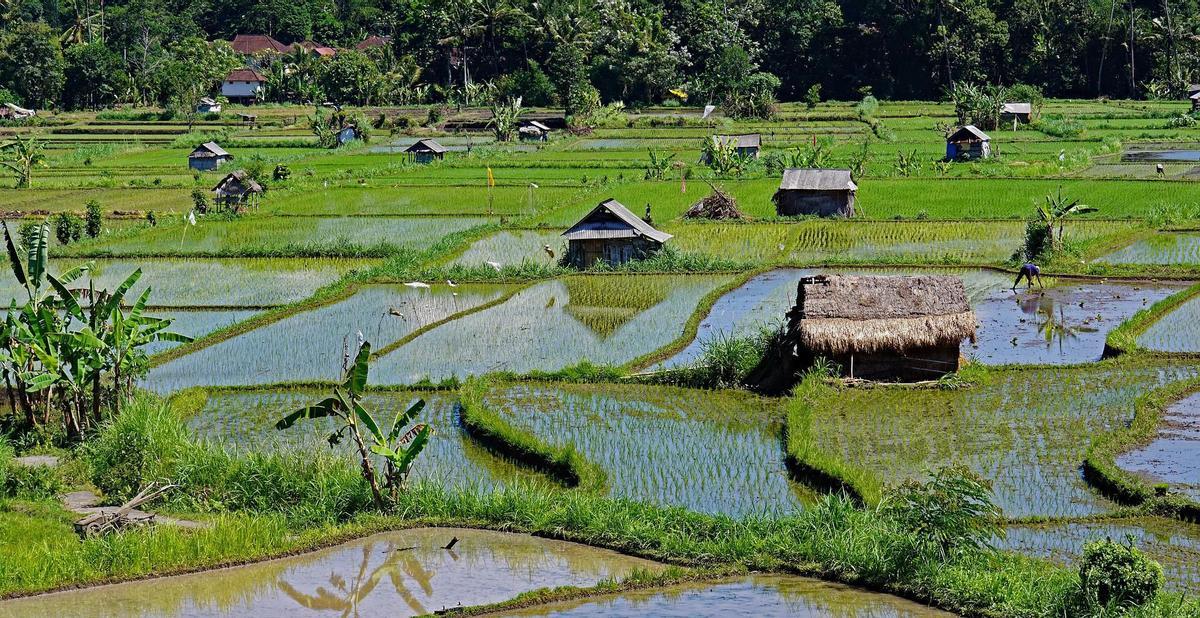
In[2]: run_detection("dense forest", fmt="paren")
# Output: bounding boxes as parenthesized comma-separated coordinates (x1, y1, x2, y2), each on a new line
(1, 0, 1200, 111)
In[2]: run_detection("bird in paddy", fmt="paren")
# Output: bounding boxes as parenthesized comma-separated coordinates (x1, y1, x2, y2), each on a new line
(446, 279, 457, 287)
(404, 281, 430, 289)
(543, 244, 555, 260)
(486, 261, 502, 272)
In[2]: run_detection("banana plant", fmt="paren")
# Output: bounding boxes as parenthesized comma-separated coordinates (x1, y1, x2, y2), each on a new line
(276, 341, 432, 509)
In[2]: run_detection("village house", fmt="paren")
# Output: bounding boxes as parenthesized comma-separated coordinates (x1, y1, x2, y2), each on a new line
(772, 168, 857, 217)
(221, 68, 266, 104)
(356, 35, 391, 51)
(187, 142, 232, 171)
(1000, 102, 1032, 124)
(562, 199, 672, 268)
(945, 125, 991, 160)
(291, 41, 337, 58)
(405, 139, 447, 163)
(518, 120, 552, 141)
(195, 97, 221, 113)
(230, 34, 289, 56)
(701, 134, 761, 163)
(747, 274, 976, 391)
(212, 170, 263, 210)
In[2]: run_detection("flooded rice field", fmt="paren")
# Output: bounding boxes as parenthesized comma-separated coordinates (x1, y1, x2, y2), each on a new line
(1001, 518, 1200, 594)
(805, 363, 1200, 518)
(1099, 233, 1200, 264)
(0, 528, 660, 618)
(188, 390, 545, 489)
(1116, 392, 1200, 501)
(369, 275, 734, 384)
(485, 383, 815, 516)
(497, 575, 955, 617)
(1139, 295, 1200, 352)
(147, 283, 515, 391)
(143, 309, 259, 355)
(657, 268, 1176, 368)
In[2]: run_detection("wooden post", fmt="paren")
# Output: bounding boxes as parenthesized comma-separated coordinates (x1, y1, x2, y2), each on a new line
(850, 354, 854, 379)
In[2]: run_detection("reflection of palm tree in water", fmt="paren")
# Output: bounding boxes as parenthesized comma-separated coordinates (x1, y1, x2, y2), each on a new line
(276, 540, 440, 617)
(1016, 293, 1098, 351)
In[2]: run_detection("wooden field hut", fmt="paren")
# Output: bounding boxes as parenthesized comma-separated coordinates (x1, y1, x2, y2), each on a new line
(702, 134, 761, 163)
(518, 120, 552, 141)
(1000, 102, 1032, 124)
(748, 275, 976, 391)
(562, 199, 672, 268)
(212, 170, 263, 210)
(945, 125, 991, 160)
(772, 168, 857, 217)
(196, 97, 221, 113)
(187, 142, 232, 171)
(1190, 91, 1200, 111)
(0, 103, 35, 120)
(405, 139, 447, 163)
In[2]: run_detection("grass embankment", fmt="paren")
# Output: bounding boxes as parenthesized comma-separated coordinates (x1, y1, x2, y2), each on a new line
(782, 374, 883, 505)
(1105, 281, 1200, 356)
(458, 379, 607, 492)
(1, 396, 1197, 617)
(1082, 377, 1200, 523)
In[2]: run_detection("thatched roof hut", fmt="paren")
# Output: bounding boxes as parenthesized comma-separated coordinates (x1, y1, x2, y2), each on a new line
(747, 274, 975, 390)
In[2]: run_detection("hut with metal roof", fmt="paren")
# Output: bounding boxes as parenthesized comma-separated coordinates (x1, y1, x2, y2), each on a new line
(195, 97, 221, 113)
(212, 170, 263, 210)
(404, 139, 447, 164)
(773, 168, 857, 217)
(701, 134, 761, 163)
(188, 142, 232, 171)
(518, 120, 552, 141)
(1000, 102, 1032, 125)
(748, 274, 976, 390)
(562, 199, 672, 268)
(945, 125, 991, 160)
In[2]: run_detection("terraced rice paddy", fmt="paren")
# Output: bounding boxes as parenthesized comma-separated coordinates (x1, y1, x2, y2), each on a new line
(142, 309, 259, 355)
(0, 528, 658, 618)
(147, 283, 515, 391)
(803, 362, 1199, 517)
(188, 390, 542, 489)
(502, 575, 954, 617)
(1116, 391, 1200, 501)
(1139, 296, 1200, 352)
(1099, 233, 1200, 264)
(1000, 518, 1200, 593)
(486, 383, 814, 516)
(370, 275, 734, 384)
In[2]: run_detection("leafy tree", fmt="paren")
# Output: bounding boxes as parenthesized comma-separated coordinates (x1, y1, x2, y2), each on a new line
(0, 21, 65, 107)
(319, 51, 383, 105)
(63, 43, 129, 109)
(84, 200, 102, 238)
(496, 60, 555, 106)
(53, 212, 83, 245)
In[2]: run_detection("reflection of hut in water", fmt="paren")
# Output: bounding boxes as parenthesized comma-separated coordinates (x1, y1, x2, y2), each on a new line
(748, 275, 976, 392)
(561, 277, 668, 338)
(562, 199, 672, 268)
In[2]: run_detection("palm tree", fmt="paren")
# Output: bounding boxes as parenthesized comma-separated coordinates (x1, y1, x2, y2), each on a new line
(0, 134, 47, 189)
(1038, 188, 1098, 250)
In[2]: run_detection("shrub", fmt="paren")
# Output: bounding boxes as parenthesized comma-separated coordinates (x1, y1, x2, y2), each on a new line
(804, 84, 822, 109)
(3, 462, 64, 500)
(83, 397, 189, 500)
(1035, 115, 1085, 138)
(879, 466, 1003, 561)
(498, 60, 556, 107)
(84, 199, 102, 238)
(1077, 536, 1163, 611)
(1019, 219, 1052, 260)
(53, 212, 83, 245)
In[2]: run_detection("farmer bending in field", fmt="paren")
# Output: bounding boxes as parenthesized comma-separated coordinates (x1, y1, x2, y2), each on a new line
(1013, 262, 1044, 290)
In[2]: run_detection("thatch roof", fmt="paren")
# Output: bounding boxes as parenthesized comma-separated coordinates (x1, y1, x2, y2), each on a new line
(778, 168, 856, 192)
(213, 170, 263, 194)
(405, 138, 447, 154)
(947, 125, 990, 143)
(684, 186, 744, 220)
(794, 275, 975, 355)
(562, 199, 672, 243)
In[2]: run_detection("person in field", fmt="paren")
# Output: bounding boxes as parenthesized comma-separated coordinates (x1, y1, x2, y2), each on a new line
(1013, 262, 1044, 290)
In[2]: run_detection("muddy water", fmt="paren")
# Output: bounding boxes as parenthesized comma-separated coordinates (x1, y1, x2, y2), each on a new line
(1116, 392, 1200, 501)
(496, 575, 954, 617)
(0, 528, 663, 618)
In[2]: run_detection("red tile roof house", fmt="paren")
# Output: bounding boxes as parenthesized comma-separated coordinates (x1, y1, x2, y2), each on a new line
(230, 34, 290, 55)
(291, 40, 337, 57)
(356, 35, 391, 51)
(221, 68, 267, 104)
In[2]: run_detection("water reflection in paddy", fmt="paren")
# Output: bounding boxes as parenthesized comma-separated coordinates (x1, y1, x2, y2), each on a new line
(1116, 391, 1200, 501)
(497, 575, 954, 617)
(0, 528, 662, 618)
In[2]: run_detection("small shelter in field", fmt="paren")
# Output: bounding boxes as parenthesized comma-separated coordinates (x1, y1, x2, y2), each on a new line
(0, 103, 35, 120)
(405, 139, 447, 163)
(1190, 91, 1200, 111)
(945, 125, 991, 160)
(562, 199, 672, 268)
(187, 142, 232, 171)
(702, 134, 761, 163)
(518, 120, 552, 141)
(221, 68, 266, 104)
(195, 97, 221, 113)
(773, 168, 857, 217)
(747, 275, 975, 391)
(336, 124, 365, 146)
(212, 170, 263, 210)
(1000, 102, 1032, 124)
(1189, 84, 1200, 98)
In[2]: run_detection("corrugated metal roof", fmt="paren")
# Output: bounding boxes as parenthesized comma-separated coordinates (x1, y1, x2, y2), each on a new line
(778, 168, 856, 192)
(713, 134, 761, 149)
(522, 120, 552, 131)
(947, 125, 990, 142)
(192, 141, 230, 158)
(562, 198, 673, 243)
(405, 139, 447, 154)
(1002, 102, 1031, 114)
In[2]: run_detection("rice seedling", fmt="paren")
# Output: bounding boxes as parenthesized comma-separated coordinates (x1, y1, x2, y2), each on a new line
(140, 309, 260, 355)
(1138, 296, 1200, 352)
(483, 382, 817, 517)
(999, 517, 1200, 594)
(1099, 233, 1200, 264)
(370, 275, 734, 384)
(798, 361, 1199, 518)
(146, 283, 516, 390)
(1114, 391, 1200, 502)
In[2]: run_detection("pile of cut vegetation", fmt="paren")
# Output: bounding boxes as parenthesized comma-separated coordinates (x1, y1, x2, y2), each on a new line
(685, 185, 744, 220)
